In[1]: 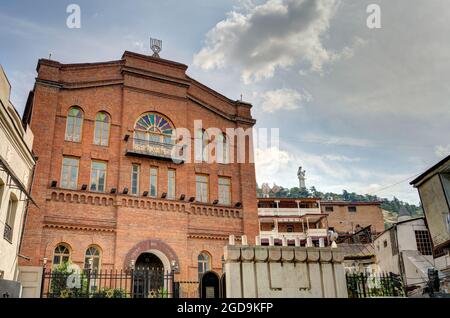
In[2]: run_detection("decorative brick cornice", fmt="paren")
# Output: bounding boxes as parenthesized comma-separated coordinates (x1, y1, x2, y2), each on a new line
(187, 233, 242, 241)
(43, 215, 116, 233)
(46, 189, 243, 219)
(190, 204, 243, 219)
(47, 190, 116, 207)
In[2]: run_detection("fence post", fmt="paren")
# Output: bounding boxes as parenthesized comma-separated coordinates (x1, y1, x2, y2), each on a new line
(131, 268, 135, 298)
(39, 264, 47, 298)
(360, 272, 367, 298)
(85, 268, 91, 298)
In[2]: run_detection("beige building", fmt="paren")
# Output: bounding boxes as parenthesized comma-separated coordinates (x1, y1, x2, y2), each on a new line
(257, 198, 328, 246)
(0, 65, 36, 293)
(410, 155, 450, 290)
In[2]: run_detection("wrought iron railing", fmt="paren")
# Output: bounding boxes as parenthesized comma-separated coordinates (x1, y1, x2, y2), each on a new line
(40, 268, 178, 298)
(346, 272, 405, 298)
(126, 138, 185, 162)
(3, 223, 12, 243)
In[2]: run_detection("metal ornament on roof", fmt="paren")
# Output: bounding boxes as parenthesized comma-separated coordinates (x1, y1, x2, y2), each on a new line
(150, 38, 162, 58)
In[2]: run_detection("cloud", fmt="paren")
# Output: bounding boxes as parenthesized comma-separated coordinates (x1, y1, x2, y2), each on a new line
(435, 145, 450, 158)
(323, 155, 361, 162)
(255, 146, 292, 182)
(259, 88, 311, 113)
(255, 144, 420, 204)
(300, 133, 372, 147)
(194, 0, 357, 83)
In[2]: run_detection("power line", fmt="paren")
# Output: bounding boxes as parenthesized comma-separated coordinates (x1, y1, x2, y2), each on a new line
(367, 173, 422, 196)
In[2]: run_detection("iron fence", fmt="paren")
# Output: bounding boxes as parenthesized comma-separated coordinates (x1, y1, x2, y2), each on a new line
(40, 268, 177, 298)
(346, 272, 405, 298)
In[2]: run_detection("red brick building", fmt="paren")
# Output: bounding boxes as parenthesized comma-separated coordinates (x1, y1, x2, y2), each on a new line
(320, 201, 385, 235)
(19, 51, 258, 286)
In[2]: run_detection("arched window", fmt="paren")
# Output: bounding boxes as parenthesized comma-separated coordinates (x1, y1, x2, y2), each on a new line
(4, 194, 18, 242)
(134, 113, 174, 144)
(65, 107, 83, 142)
(217, 133, 229, 164)
(198, 252, 211, 280)
(84, 246, 101, 271)
(93, 112, 110, 146)
(53, 244, 71, 267)
(195, 129, 209, 162)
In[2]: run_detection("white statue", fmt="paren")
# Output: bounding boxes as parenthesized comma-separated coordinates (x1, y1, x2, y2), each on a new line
(297, 166, 306, 189)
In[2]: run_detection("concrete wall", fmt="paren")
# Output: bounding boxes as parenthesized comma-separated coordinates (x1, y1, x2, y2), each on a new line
(18, 266, 42, 298)
(224, 245, 348, 298)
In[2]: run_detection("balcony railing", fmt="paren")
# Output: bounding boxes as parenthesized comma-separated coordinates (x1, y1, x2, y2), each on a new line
(258, 207, 321, 217)
(126, 138, 185, 162)
(306, 228, 328, 237)
(3, 223, 12, 243)
(260, 229, 328, 240)
(260, 231, 307, 240)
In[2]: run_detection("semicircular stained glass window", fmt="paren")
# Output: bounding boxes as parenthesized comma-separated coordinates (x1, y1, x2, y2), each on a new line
(134, 113, 174, 144)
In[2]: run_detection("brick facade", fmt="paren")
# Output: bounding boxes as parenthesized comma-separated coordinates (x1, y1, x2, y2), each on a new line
(19, 51, 258, 282)
(320, 201, 385, 234)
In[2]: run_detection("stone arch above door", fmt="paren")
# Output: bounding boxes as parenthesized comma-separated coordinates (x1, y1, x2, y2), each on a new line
(123, 239, 180, 273)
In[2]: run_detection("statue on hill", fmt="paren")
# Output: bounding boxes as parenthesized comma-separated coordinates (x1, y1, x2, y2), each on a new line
(297, 166, 306, 189)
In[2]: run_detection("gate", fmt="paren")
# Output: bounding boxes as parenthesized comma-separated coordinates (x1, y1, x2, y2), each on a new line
(346, 272, 405, 298)
(40, 268, 178, 298)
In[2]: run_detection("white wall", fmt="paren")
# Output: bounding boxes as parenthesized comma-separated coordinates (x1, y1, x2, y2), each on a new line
(375, 218, 437, 290)
(375, 229, 400, 274)
(0, 65, 35, 282)
(397, 219, 428, 251)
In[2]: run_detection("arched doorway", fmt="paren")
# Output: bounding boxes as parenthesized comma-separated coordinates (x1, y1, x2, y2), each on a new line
(199, 271, 220, 298)
(135, 253, 164, 270)
(133, 253, 166, 298)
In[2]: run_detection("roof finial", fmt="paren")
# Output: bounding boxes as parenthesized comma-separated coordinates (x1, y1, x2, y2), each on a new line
(150, 38, 162, 58)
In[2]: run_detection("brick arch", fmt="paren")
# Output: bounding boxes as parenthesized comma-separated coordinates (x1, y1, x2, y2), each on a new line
(123, 239, 180, 272)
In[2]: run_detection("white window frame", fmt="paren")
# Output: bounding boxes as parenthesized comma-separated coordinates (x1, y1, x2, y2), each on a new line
(61, 157, 79, 189)
(131, 164, 140, 195)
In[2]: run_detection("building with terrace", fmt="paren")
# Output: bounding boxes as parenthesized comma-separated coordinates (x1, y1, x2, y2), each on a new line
(257, 198, 329, 246)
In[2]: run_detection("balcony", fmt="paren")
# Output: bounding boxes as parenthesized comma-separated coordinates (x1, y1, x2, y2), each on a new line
(126, 138, 185, 163)
(3, 223, 12, 243)
(258, 207, 321, 217)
